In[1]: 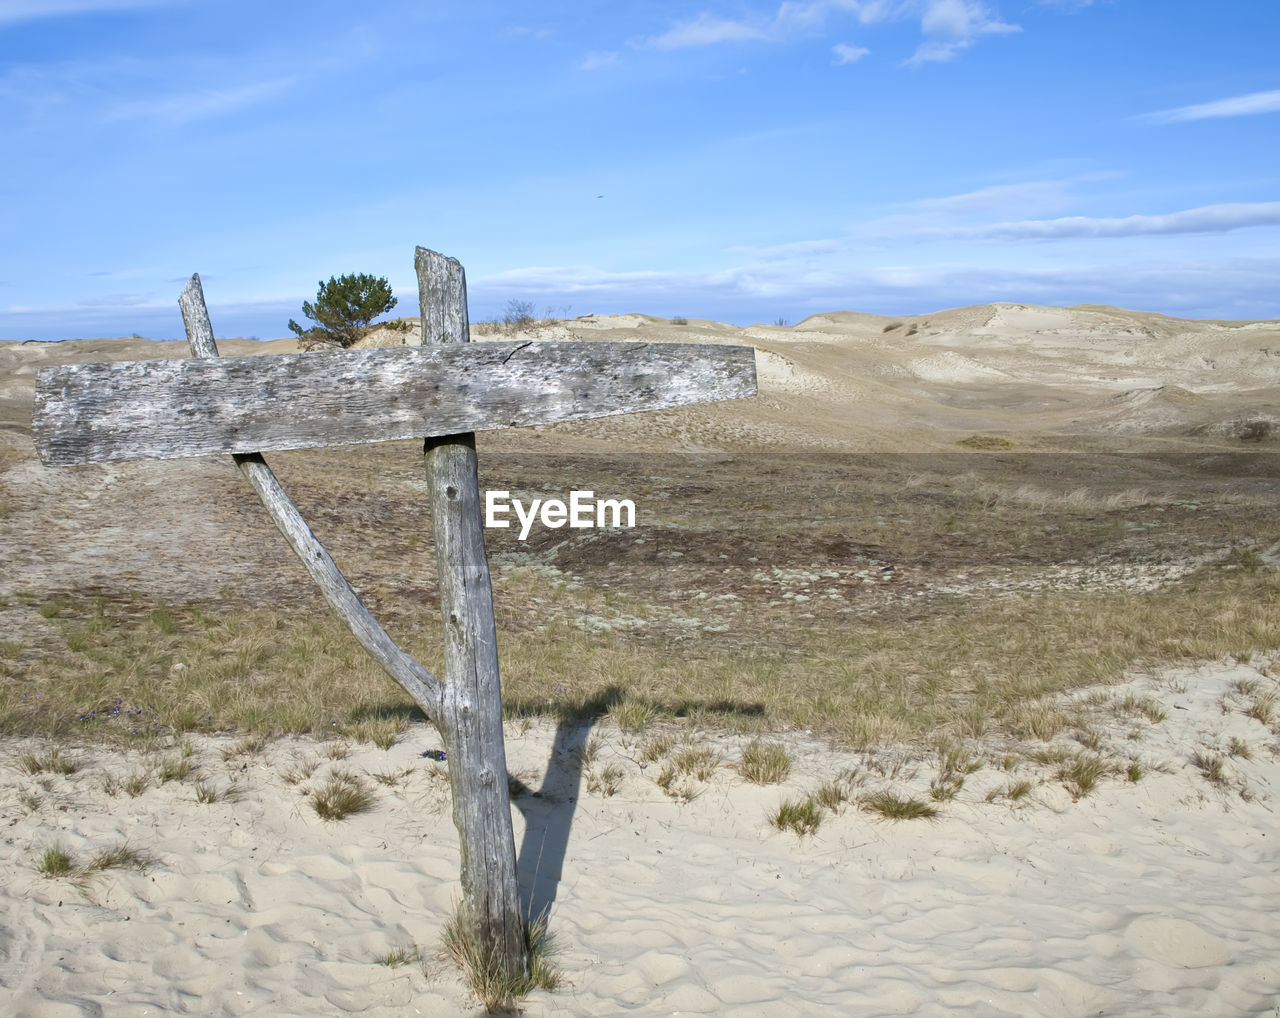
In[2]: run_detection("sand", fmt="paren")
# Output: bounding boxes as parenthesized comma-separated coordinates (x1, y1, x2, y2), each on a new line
(2, 655, 1279, 1016)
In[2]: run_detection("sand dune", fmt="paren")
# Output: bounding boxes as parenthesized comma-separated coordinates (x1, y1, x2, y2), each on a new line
(2, 656, 1278, 1016)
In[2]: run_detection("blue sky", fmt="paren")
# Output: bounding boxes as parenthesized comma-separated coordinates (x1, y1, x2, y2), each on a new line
(1, 0, 1277, 341)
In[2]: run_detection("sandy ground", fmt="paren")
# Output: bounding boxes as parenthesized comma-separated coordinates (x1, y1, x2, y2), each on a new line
(2, 656, 1278, 1016)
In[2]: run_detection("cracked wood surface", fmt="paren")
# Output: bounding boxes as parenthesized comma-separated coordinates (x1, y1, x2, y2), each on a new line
(32, 340, 757, 466)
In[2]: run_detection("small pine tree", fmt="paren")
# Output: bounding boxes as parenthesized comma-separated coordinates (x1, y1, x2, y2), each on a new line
(288, 273, 397, 349)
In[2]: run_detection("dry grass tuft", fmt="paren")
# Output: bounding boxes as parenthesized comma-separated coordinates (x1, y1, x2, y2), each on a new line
(374, 944, 421, 968)
(586, 763, 625, 797)
(860, 790, 940, 821)
(312, 769, 375, 820)
(1057, 753, 1110, 800)
(19, 748, 78, 776)
(771, 796, 824, 836)
(36, 839, 152, 879)
(442, 905, 560, 1013)
(607, 698, 658, 734)
(639, 734, 675, 764)
(193, 778, 243, 804)
(1191, 749, 1229, 787)
(739, 739, 792, 785)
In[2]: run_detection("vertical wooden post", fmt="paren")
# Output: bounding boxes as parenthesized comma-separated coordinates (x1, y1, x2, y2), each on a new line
(414, 247, 529, 979)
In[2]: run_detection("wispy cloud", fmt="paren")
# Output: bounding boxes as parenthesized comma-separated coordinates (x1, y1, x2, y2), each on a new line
(958, 201, 1280, 240)
(0, 0, 182, 24)
(907, 0, 1020, 65)
(1141, 89, 1280, 124)
(577, 50, 620, 71)
(631, 1, 1018, 64)
(639, 12, 771, 50)
(832, 42, 870, 63)
(105, 77, 293, 125)
(912, 179, 1078, 214)
(467, 251, 1280, 324)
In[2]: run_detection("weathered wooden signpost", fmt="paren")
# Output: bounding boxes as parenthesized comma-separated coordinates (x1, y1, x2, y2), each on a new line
(32, 246, 756, 983)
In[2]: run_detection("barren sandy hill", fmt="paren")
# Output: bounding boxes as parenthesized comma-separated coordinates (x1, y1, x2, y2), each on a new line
(4, 302, 1278, 454)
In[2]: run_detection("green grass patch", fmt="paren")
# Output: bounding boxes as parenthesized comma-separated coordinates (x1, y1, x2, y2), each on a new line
(738, 739, 792, 785)
(771, 796, 824, 836)
(860, 790, 940, 821)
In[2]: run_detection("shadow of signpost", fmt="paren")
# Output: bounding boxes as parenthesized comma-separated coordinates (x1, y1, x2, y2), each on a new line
(511, 689, 766, 924)
(513, 688, 622, 924)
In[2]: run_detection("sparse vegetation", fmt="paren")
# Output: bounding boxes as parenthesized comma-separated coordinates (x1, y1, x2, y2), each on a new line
(1057, 754, 1110, 800)
(957, 435, 1015, 450)
(222, 734, 266, 760)
(639, 734, 675, 764)
(85, 842, 152, 873)
(608, 698, 658, 734)
(36, 844, 75, 877)
(374, 945, 421, 968)
(370, 766, 414, 788)
(586, 763, 625, 797)
(4, 455, 1278, 808)
(1005, 778, 1035, 801)
(19, 748, 78, 775)
(502, 298, 538, 335)
(156, 753, 195, 784)
(812, 779, 850, 812)
(1191, 749, 1229, 787)
(281, 755, 320, 785)
(860, 790, 939, 821)
(738, 739, 792, 785)
(193, 778, 243, 804)
(36, 840, 151, 878)
(442, 904, 560, 1013)
(771, 796, 824, 836)
(311, 769, 375, 820)
(671, 746, 720, 782)
(1245, 690, 1276, 725)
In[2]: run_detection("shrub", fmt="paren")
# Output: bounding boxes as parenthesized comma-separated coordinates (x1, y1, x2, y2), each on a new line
(288, 273, 397, 349)
(502, 299, 537, 334)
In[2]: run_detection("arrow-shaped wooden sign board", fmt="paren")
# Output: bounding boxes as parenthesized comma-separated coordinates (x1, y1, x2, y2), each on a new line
(33, 340, 756, 466)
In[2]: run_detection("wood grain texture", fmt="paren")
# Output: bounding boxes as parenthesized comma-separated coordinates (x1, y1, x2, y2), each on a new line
(415, 248, 529, 978)
(177, 273, 444, 716)
(32, 340, 757, 465)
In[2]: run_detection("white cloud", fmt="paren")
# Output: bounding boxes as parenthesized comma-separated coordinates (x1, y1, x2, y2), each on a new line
(1142, 89, 1280, 124)
(913, 179, 1077, 214)
(962, 202, 1280, 240)
(105, 77, 293, 124)
(907, 0, 1020, 64)
(641, 13, 770, 50)
(832, 42, 870, 63)
(577, 50, 620, 71)
(0, 0, 181, 24)
(630, 1, 1017, 63)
